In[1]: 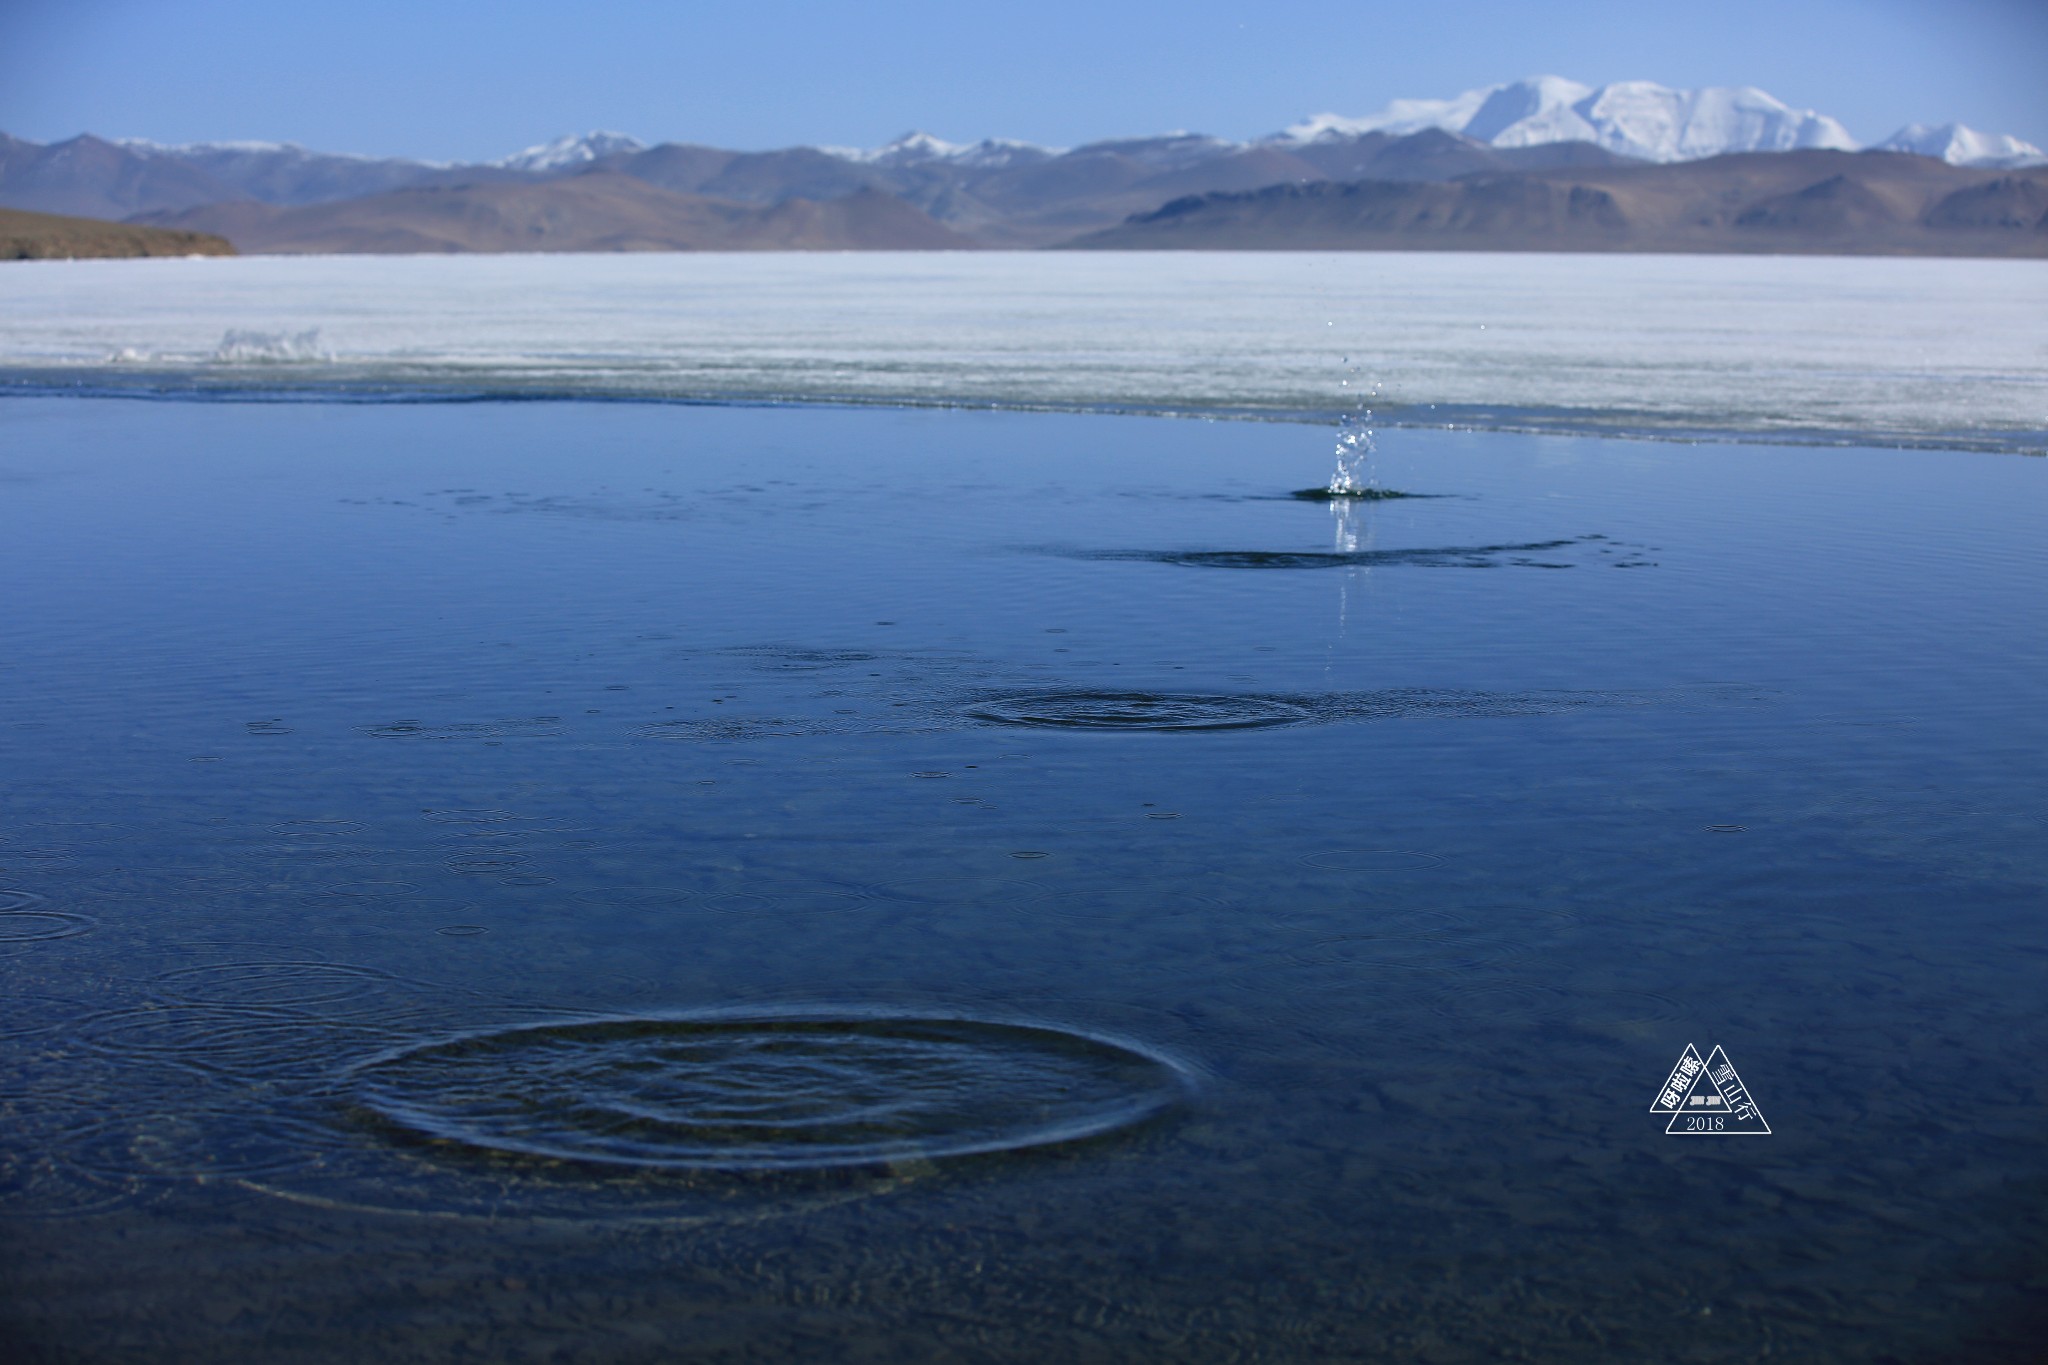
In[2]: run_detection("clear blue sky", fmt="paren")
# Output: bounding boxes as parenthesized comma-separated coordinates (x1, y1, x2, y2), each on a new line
(6, 0, 2044, 160)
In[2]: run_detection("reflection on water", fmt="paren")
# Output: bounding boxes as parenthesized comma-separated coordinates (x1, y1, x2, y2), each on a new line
(0, 398, 2044, 1361)
(1330, 491, 1371, 555)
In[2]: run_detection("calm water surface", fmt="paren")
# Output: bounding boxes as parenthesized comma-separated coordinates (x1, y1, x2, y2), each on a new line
(1, 397, 2044, 1362)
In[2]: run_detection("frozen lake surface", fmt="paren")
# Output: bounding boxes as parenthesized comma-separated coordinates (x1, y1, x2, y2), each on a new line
(2, 252, 2044, 451)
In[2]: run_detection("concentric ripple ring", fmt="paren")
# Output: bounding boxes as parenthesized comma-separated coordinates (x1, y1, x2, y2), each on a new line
(966, 691, 1310, 731)
(349, 1015, 1193, 1171)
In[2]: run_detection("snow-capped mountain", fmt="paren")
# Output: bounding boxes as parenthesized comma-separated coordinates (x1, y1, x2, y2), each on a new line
(1873, 123, 2046, 169)
(112, 137, 460, 205)
(828, 131, 1060, 170)
(118, 137, 431, 164)
(1275, 77, 1857, 163)
(120, 137, 287, 158)
(1067, 132, 1246, 172)
(493, 131, 645, 173)
(805, 128, 1234, 173)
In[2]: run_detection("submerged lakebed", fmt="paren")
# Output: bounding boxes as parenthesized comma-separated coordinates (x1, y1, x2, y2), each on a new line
(1, 396, 2044, 1361)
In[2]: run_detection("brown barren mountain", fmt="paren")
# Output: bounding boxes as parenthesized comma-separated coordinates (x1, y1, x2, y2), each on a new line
(1, 206, 234, 259)
(1067, 150, 2048, 256)
(135, 172, 978, 253)
(1284, 127, 1639, 183)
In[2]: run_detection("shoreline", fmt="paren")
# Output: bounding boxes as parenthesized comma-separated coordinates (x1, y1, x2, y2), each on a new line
(2, 380, 2041, 458)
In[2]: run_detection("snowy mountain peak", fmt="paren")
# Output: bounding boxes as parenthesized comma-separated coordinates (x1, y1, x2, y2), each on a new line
(1458, 76, 1596, 144)
(1874, 123, 2047, 169)
(1273, 77, 1857, 163)
(1570, 82, 1855, 160)
(864, 131, 969, 164)
(113, 138, 434, 168)
(946, 138, 1062, 169)
(830, 131, 1062, 168)
(494, 131, 645, 173)
(1071, 132, 1246, 171)
(119, 137, 300, 156)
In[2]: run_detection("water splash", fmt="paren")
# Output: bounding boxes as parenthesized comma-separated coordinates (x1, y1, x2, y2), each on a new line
(1327, 368, 1378, 496)
(1327, 366, 1375, 586)
(1328, 412, 1374, 495)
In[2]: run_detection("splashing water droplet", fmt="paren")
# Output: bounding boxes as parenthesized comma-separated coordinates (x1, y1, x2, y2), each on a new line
(1327, 375, 1380, 496)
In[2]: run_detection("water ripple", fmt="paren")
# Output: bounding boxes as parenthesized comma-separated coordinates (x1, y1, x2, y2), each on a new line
(349, 1014, 1193, 1172)
(359, 717, 562, 740)
(0, 894, 94, 942)
(271, 819, 365, 839)
(966, 691, 1311, 732)
(1062, 539, 1605, 570)
(1301, 849, 1449, 872)
(154, 960, 398, 1007)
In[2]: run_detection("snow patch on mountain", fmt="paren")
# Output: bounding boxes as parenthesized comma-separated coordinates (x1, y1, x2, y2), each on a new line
(494, 131, 645, 172)
(834, 131, 966, 164)
(829, 131, 1062, 169)
(1292, 77, 1596, 144)
(120, 138, 296, 157)
(117, 138, 448, 168)
(1067, 132, 1248, 171)
(1874, 123, 2047, 169)
(1572, 83, 1855, 159)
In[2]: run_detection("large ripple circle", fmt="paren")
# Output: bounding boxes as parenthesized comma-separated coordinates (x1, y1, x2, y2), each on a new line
(966, 691, 1310, 731)
(349, 1015, 1191, 1171)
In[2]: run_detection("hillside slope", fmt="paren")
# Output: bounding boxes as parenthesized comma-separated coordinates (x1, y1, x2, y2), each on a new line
(135, 173, 977, 253)
(1066, 151, 2048, 256)
(1, 206, 235, 259)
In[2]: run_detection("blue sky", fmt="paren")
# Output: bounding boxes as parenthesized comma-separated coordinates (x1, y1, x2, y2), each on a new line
(5, 0, 2044, 160)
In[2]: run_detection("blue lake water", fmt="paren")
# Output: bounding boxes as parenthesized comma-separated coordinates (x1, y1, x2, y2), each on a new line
(2, 395, 2044, 1361)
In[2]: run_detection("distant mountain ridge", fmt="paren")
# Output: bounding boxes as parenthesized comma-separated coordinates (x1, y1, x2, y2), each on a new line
(3, 76, 2041, 255)
(1067, 149, 2048, 257)
(133, 175, 977, 254)
(6, 74, 2033, 215)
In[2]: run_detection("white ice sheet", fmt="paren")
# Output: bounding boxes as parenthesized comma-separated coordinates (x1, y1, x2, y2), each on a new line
(2, 252, 2042, 449)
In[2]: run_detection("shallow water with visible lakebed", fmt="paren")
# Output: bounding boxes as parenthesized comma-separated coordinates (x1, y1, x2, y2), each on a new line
(1, 397, 2043, 1362)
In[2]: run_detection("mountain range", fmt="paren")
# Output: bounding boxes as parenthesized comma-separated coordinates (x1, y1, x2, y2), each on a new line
(1067, 149, 2048, 257)
(3, 77, 2043, 256)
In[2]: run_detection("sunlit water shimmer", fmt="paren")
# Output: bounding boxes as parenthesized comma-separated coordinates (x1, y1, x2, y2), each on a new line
(1, 396, 2044, 1363)
(2, 252, 2045, 451)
